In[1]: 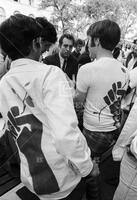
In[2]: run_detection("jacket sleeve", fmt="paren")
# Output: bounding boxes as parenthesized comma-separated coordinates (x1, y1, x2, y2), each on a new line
(42, 66, 93, 177)
(113, 97, 137, 161)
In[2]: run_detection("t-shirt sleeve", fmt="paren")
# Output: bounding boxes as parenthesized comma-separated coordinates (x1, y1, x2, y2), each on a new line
(76, 64, 91, 93)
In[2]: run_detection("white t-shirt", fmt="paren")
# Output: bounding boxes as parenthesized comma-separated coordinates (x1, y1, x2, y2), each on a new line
(77, 57, 129, 132)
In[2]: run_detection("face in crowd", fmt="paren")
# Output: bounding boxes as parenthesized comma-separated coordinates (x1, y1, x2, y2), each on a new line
(59, 36, 74, 59)
(40, 38, 53, 53)
(132, 44, 137, 57)
(76, 44, 83, 54)
(35, 17, 57, 54)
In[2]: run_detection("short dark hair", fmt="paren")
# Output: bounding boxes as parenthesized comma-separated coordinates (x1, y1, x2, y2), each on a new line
(59, 34, 75, 47)
(87, 19, 121, 51)
(0, 14, 42, 60)
(133, 39, 137, 44)
(75, 39, 84, 47)
(35, 17, 57, 44)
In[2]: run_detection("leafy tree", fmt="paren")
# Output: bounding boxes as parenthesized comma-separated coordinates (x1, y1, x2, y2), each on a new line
(83, 0, 116, 21)
(39, 0, 137, 40)
(83, 0, 137, 39)
(70, 5, 90, 37)
(39, 0, 77, 34)
(116, 0, 137, 39)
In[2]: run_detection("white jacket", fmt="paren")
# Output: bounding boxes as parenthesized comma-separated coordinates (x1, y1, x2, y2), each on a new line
(113, 97, 137, 161)
(0, 58, 93, 200)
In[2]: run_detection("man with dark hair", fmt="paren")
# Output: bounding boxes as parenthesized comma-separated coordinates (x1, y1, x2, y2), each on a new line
(0, 14, 96, 200)
(125, 43, 137, 69)
(133, 39, 137, 44)
(0, 14, 42, 60)
(43, 33, 78, 81)
(58, 33, 75, 48)
(71, 39, 84, 60)
(75, 19, 129, 200)
(78, 41, 93, 68)
(35, 17, 57, 53)
(87, 20, 120, 52)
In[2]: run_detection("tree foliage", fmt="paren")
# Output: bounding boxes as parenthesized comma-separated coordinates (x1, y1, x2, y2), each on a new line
(83, 0, 116, 21)
(116, 0, 137, 38)
(39, 0, 137, 39)
(83, 0, 137, 39)
(39, 0, 76, 34)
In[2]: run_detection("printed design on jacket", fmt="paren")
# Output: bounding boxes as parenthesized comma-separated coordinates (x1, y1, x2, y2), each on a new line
(6, 86, 60, 195)
(11, 82, 34, 114)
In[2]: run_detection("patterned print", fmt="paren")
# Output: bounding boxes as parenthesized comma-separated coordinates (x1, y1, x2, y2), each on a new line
(6, 85, 60, 195)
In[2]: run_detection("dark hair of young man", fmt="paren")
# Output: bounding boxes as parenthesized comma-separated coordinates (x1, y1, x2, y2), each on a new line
(87, 19, 121, 51)
(74, 39, 84, 47)
(59, 33, 75, 47)
(35, 17, 57, 44)
(0, 14, 42, 60)
(133, 39, 137, 44)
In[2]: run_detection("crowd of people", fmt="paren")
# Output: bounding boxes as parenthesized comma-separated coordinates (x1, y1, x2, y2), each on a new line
(0, 13, 137, 200)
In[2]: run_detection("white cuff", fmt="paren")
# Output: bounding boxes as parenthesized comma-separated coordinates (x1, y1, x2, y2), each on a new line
(130, 135, 137, 159)
(112, 147, 125, 161)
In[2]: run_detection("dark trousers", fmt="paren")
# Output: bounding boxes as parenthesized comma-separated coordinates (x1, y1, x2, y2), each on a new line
(83, 128, 120, 200)
(83, 128, 119, 157)
(11, 178, 86, 200)
(85, 175, 100, 200)
(61, 178, 86, 200)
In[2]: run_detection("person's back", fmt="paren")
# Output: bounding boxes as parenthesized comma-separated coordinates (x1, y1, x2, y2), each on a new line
(75, 19, 129, 200)
(0, 60, 85, 198)
(76, 20, 129, 133)
(0, 14, 94, 200)
(80, 57, 128, 131)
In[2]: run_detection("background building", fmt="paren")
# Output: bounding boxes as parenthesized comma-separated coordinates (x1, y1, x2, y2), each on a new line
(0, 0, 52, 23)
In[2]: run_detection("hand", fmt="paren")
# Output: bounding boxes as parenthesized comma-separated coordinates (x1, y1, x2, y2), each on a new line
(112, 146, 125, 161)
(90, 159, 100, 177)
(128, 136, 137, 159)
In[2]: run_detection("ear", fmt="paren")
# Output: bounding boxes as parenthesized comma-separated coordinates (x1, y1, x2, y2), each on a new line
(58, 43, 61, 48)
(32, 37, 41, 51)
(94, 38, 100, 47)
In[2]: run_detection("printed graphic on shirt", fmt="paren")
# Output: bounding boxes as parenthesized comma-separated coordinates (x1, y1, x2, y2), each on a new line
(94, 68, 128, 128)
(103, 81, 125, 128)
(6, 86, 59, 195)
